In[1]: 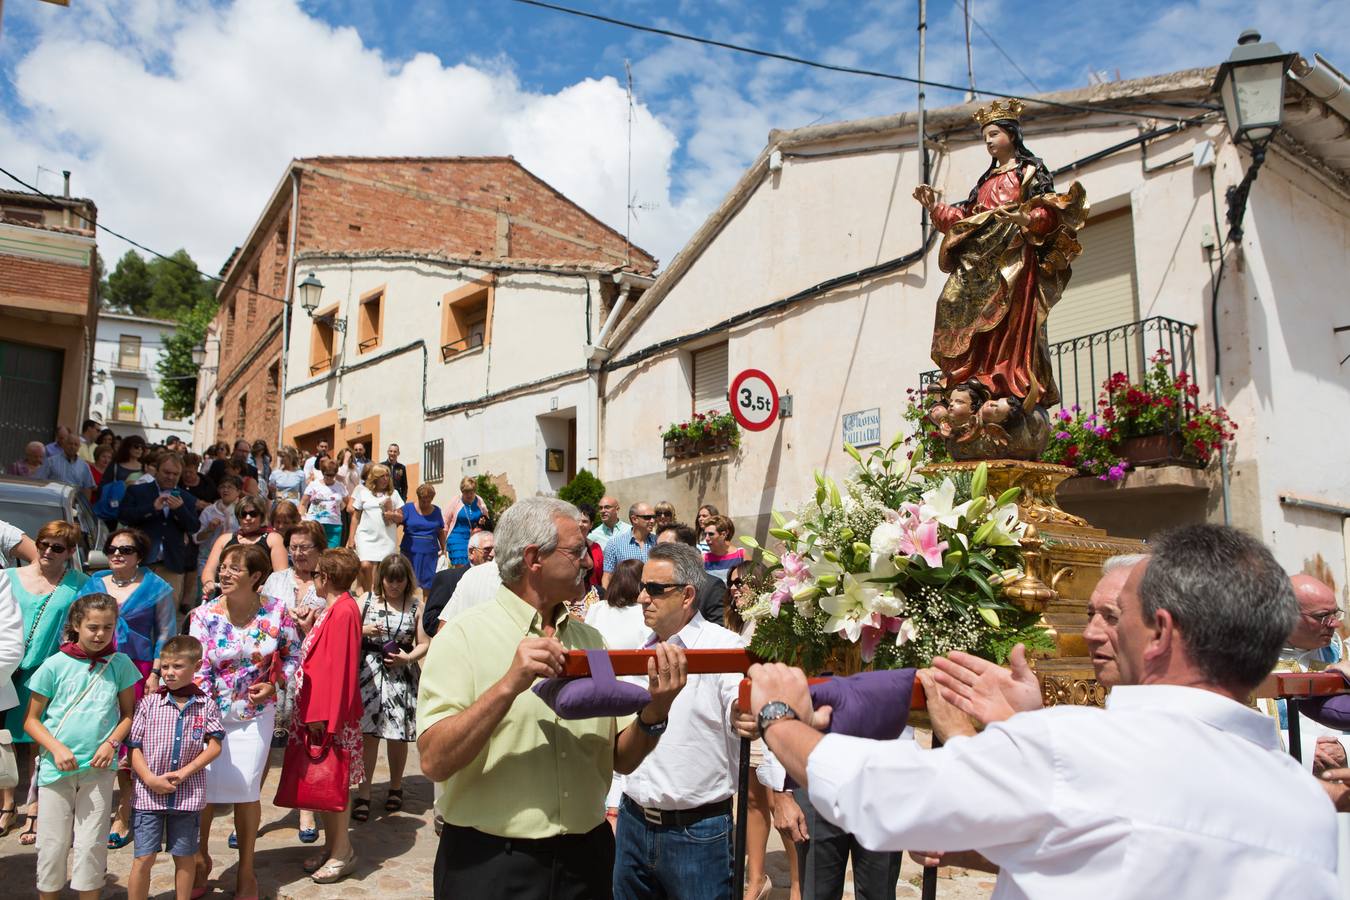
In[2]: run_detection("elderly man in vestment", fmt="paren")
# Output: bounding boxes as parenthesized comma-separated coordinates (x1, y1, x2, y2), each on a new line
(747, 526, 1338, 899)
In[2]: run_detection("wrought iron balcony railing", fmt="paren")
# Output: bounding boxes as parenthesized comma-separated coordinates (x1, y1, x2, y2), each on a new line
(919, 316, 1199, 416)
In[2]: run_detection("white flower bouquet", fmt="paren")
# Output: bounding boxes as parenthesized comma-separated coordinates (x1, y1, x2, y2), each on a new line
(740, 437, 1053, 673)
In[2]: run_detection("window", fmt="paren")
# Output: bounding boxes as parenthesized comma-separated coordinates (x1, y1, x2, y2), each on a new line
(692, 343, 729, 416)
(309, 307, 337, 375)
(266, 361, 280, 419)
(117, 334, 141, 370)
(441, 279, 493, 361)
(113, 386, 138, 422)
(246, 266, 259, 325)
(272, 220, 289, 297)
(357, 288, 384, 353)
(235, 393, 248, 437)
(423, 438, 445, 484)
(225, 298, 237, 351)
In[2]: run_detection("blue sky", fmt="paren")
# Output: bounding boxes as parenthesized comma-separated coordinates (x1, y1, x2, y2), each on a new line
(1, 0, 1345, 272)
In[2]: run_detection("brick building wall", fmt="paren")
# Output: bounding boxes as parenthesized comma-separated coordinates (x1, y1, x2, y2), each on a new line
(0, 254, 94, 310)
(209, 156, 654, 448)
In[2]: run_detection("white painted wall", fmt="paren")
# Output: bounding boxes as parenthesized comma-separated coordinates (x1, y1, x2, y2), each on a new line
(599, 110, 1350, 594)
(90, 312, 194, 444)
(281, 257, 602, 498)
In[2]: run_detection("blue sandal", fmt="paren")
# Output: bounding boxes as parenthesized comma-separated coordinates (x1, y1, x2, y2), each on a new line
(299, 826, 319, 843)
(107, 829, 132, 850)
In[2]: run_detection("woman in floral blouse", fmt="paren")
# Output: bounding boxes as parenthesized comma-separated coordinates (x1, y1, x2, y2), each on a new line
(188, 543, 300, 900)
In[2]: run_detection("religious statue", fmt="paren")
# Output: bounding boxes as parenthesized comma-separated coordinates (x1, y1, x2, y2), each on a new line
(913, 99, 1088, 460)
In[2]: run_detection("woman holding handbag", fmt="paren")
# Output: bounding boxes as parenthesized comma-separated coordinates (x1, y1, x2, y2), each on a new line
(188, 543, 300, 900)
(2, 520, 88, 845)
(280, 546, 363, 885)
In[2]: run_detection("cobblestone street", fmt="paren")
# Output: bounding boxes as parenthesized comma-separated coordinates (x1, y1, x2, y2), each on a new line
(0, 741, 994, 899)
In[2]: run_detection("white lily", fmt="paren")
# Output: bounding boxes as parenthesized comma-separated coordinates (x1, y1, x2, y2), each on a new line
(895, 617, 918, 646)
(920, 478, 973, 529)
(818, 573, 881, 643)
(984, 503, 1027, 546)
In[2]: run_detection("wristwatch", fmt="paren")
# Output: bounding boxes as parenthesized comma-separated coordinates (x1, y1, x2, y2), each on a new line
(757, 700, 800, 734)
(636, 713, 668, 736)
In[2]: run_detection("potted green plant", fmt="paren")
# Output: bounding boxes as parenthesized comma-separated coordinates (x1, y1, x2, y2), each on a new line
(662, 411, 740, 460)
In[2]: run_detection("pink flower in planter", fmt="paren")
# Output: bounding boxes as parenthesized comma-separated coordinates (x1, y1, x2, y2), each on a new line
(860, 613, 903, 662)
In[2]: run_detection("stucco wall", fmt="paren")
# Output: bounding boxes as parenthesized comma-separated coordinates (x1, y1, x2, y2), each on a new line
(90, 315, 194, 443)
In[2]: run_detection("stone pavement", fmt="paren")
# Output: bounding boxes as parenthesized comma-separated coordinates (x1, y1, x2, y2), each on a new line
(0, 740, 994, 899)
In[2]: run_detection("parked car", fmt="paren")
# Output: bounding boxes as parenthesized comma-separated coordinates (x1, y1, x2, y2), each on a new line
(0, 476, 109, 571)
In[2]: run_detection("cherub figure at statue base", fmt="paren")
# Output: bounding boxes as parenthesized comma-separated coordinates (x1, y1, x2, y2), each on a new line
(925, 381, 1051, 461)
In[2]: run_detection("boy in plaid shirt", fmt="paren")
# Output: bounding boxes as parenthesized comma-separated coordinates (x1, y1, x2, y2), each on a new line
(126, 635, 224, 900)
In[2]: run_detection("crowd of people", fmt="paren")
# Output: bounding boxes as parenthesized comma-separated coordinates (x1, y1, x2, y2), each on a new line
(2, 421, 1349, 900)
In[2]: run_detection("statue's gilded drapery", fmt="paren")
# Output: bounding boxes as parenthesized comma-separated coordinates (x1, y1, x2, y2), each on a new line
(930, 170, 1088, 409)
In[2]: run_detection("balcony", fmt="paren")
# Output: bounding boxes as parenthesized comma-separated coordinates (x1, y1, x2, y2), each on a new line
(920, 316, 1199, 420)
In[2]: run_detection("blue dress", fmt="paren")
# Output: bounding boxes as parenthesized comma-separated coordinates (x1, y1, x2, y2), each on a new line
(447, 501, 484, 566)
(400, 502, 444, 589)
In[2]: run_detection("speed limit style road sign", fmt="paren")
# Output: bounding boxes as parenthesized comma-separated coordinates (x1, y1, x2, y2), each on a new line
(729, 368, 779, 432)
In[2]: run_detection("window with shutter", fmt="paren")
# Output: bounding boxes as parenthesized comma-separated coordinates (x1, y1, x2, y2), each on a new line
(692, 343, 729, 415)
(1048, 209, 1140, 409)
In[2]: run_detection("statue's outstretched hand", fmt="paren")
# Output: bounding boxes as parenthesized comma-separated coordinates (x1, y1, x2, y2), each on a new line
(912, 184, 937, 210)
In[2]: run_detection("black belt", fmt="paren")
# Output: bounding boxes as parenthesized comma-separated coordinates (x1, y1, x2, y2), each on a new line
(622, 795, 732, 828)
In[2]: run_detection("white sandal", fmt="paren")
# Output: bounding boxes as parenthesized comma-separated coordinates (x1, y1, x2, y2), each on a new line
(311, 851, 358, 884)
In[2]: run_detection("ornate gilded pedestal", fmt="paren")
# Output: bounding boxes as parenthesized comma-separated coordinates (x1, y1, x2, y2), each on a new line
(924, 459, 1145, 708)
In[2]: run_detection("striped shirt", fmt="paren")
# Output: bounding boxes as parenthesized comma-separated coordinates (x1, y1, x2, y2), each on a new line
(126, 687, 224, 812)
(703, 549, 745, 583)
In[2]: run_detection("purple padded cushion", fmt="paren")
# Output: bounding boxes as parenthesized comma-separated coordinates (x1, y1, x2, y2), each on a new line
(809, 669, 916, 740)
(532, 649, 652, 719)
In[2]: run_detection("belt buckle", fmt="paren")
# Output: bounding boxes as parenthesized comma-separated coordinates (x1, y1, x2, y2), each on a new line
(642, 805, 663, 826)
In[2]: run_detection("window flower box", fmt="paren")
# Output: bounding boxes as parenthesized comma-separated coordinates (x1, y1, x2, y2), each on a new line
(662, 411, 740, 461)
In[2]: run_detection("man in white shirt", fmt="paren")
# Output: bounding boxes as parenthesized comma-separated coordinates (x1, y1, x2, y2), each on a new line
(302, 439, 331, 481)
(613, 542, 755, 900)
(747, 523, 1339, 899)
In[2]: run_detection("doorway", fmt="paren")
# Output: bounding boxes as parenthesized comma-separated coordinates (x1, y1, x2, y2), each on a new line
(0, 340, 63, 466)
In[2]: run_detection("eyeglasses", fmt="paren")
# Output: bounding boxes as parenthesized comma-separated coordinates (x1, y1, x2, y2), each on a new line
(551, 544, 588, 562)
(107, 545, 139, 557)
(633, 514, 657, 521)
(470, 546, 496, 558)
(728, 578, 745, 589)
(219, 564, 247, 577)
(290, 543, 316, 553)
(36, 540, 70, 554)
(1302, 610, 1343, 627)
(640, 582, 687, 596)
(239, 511, 261, 519)
(703, 530, 719, 539)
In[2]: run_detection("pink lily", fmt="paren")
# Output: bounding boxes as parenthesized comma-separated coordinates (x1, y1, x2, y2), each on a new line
(770, 551, 811, 615)
(860, 613, 903, 662)
(899, 519, 948, 567)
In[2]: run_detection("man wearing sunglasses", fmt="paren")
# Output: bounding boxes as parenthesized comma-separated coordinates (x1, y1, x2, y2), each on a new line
(613, 541, 756, 899)
(602, 502, 656, 591)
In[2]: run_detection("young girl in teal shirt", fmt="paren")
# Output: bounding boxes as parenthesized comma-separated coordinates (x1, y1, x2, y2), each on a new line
(24, 593, 140, 900)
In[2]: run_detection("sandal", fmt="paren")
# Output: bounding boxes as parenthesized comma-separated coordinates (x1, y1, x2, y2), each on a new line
(303, 851, 327, 874)
(0, 807, 18, 837)
(384, 789, 403, 813)
(19, 819, 37, 845)
(351, 797, 371, 822)
(311, 850, 358, 884)
(108, 828, 133, 850)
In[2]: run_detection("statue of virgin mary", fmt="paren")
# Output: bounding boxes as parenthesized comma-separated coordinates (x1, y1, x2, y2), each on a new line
(914, 99, 1088, 458)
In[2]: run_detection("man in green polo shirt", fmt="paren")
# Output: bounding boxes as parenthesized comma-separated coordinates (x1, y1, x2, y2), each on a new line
(417, 496, 688, 900)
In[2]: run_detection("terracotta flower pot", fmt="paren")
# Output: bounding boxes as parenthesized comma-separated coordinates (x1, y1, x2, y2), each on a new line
(1118, 433, 1184, 468)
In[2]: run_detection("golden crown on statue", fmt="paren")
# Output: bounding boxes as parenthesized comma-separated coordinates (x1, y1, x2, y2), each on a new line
(973, 98, 1025, 127)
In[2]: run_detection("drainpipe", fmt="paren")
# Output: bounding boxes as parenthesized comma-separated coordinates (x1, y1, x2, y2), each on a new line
(585, 270, 654, 473)
(276, 165, 300, 450)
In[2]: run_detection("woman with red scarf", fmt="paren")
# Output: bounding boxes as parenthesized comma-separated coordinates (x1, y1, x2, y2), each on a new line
(284, 546, 364, 885)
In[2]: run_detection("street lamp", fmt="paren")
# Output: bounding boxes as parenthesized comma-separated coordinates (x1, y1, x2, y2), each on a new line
(297, 271, 345, 331)
(1213, 30, 1295, 242)
(191, 343, 205, 367)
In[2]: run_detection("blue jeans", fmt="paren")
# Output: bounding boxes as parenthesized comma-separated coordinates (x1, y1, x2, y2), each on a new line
(613, 797, 732, 900)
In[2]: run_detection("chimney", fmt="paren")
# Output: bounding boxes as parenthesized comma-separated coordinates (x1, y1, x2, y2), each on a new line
(62, 170, 71, 228)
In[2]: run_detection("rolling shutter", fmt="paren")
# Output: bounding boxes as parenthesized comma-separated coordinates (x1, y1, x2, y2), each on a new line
(692, 343, 729, 415)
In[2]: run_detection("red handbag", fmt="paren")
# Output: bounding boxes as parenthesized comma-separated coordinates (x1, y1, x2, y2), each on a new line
(273, 731, 349, 812)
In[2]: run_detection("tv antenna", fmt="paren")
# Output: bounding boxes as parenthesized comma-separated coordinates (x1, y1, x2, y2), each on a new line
(623, 60, 658, 265)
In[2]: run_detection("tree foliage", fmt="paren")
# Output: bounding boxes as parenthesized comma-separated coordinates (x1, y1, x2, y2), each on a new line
(558, 468, 605, 511)
(101, 250, 219, 421)
(475, 473, 514, 522)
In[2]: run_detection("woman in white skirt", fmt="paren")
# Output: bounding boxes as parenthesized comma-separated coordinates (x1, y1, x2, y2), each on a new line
(346, 464, 403, 595)
(189, 543, 301, 900)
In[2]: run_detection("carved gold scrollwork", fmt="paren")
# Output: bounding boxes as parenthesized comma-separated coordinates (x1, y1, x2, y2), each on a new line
(1039, 675, 1107, 708)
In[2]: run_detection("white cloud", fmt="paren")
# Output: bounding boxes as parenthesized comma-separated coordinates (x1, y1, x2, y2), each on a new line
(1, 0, 690, 271)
